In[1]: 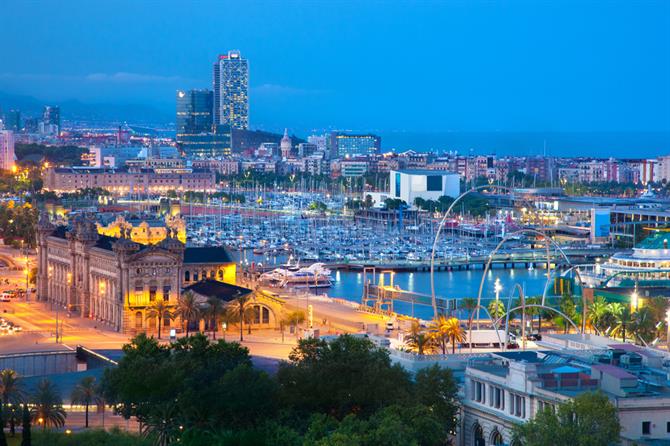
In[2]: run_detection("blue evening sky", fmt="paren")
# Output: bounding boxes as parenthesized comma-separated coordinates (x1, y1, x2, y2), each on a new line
(1, 0, 669, 138)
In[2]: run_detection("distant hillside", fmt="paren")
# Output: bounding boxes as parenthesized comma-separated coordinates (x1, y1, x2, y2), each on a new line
(0, 90, 171, 125)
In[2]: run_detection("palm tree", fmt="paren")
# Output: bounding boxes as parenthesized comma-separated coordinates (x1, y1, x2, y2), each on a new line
(442, 317, 467, 354)
(631, 307, 656, 344)
(430, 316, 449, 354)
(70, 376, 102, 429)
(204, 297, 226, 339)
(523, 296, 541, 334)
(30, 379, 66, 431)
(460, 297, 478, 332)
(0, 369, 24, 407)
(219, 307, 239, 341)
(231, 291, 253, 341)
(0, 369, 25, 436)
(646, 297, 669, 336)
(146, 299, 173, 340)
(141, 401, 178, 446)
(609, 303, 632, 342)
(243, 306, 256, 335)
(404, 321, 436, 355)
(488, 300, 506, 322)
(588, 296, 610, 334)
(285, 310, 306, 338)
(174, 291, 200, 336)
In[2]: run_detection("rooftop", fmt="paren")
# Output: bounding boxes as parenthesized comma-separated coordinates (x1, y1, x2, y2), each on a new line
(184, 247, 234, 264)
(394, 169, 457, 176)
(184, 279, 252, 303)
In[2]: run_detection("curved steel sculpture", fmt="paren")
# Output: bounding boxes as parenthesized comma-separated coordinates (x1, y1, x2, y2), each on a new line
(474, 228, 572, 330)
(429, 185, 517, 319)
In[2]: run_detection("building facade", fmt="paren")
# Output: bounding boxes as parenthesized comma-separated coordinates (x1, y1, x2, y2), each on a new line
(0, 130, 15, 171)
(330, 132, 381, 158)
(390, 169, 461, 204)
(43, 167, 216, 195)
(36, 214, 236, 333)
(176, 89, 213, 138)
(213, 51, 249, 129)
(462, 347, 670, 446)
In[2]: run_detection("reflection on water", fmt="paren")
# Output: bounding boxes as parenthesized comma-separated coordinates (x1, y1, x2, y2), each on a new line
(329, 269, 551, 320)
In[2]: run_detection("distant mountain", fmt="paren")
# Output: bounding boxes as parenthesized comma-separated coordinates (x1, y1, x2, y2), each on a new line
(0, 90, 172, 125)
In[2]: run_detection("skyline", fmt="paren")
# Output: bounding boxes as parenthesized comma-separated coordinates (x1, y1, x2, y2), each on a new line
(1, 1, 670, 155)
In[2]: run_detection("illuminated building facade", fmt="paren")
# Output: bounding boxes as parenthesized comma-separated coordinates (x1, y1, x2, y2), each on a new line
(213, 50, 249, 129)
(0, 130, 15, 171)
(329, 132, 381, 158)
(36, 213, 237, 333)
(96, 214, 187, 245)
(43, 167, 216, 195)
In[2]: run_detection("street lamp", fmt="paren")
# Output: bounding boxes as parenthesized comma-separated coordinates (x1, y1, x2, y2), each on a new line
(631, 287, 639, 313)
(494, 278, 502, 301)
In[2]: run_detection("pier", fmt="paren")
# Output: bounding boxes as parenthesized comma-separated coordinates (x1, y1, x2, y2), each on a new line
(322, 247, 614, 273)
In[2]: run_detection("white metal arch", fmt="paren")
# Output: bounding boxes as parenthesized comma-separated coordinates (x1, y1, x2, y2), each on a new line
(475, 228, 572, 329)
(430, 185, 518, 319)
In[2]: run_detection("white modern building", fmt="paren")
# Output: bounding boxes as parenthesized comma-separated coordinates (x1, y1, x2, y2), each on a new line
(0, 130, 15, 171)
(390, 169, 460, 206)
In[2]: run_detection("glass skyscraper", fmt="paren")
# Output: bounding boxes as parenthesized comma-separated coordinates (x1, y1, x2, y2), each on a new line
(176, 89, 213, 137)
(176, 89, 230, 158)
(213, 50, 249, 130)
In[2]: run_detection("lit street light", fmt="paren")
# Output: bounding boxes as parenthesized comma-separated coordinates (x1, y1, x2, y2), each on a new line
(494, 278, 502, 301)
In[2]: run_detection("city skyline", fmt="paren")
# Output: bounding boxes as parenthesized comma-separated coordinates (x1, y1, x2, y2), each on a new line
(0, 0, 669, 143)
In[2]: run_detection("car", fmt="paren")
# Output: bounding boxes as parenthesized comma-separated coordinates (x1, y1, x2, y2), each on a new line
(525, 333, 542, 341)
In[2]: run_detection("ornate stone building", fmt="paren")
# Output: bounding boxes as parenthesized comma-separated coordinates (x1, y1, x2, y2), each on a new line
(36, 213, 236, 333)
(96, 214, 187, 245)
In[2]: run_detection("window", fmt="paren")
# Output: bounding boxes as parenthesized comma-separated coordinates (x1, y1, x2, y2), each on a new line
(134, 285, 143, 303)
(426, 175, 442, 191)
(149, 287, 157, 302)
(473, 381, 485, 403)
(667, 421, 670, 433)
(262, 307, 270, 324)
(642, 421, 651, 435)
(185, 271, 190, 282)
(510, 393, 525, 418)
(163, 312, 171, 327)
(253, 305, 261, 324)
(394, 173, 401, 197)
(163, 286, 171, 301)
(135, 311, 143, 329)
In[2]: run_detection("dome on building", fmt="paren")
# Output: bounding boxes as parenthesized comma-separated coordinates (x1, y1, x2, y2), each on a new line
(280, 128, 292, 158)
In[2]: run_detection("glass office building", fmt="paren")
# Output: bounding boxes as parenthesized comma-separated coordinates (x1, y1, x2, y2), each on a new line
(176, 89, 213, 137)
(330, 133, 381, 158)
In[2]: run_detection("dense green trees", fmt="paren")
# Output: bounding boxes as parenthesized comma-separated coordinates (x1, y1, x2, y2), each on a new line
(101, 333, 460, 446)
(0, 201, 38, 247)
(14, 143, 86, 166)
(513, 392, 620, 446)
(413, 194, 490, 217)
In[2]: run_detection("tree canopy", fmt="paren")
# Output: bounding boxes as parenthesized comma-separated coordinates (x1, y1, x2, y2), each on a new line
(513, 392, 620, 446)
(101, 333, 459, 446)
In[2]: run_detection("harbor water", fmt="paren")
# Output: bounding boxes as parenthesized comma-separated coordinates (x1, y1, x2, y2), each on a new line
(328, 269, 550, 321)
